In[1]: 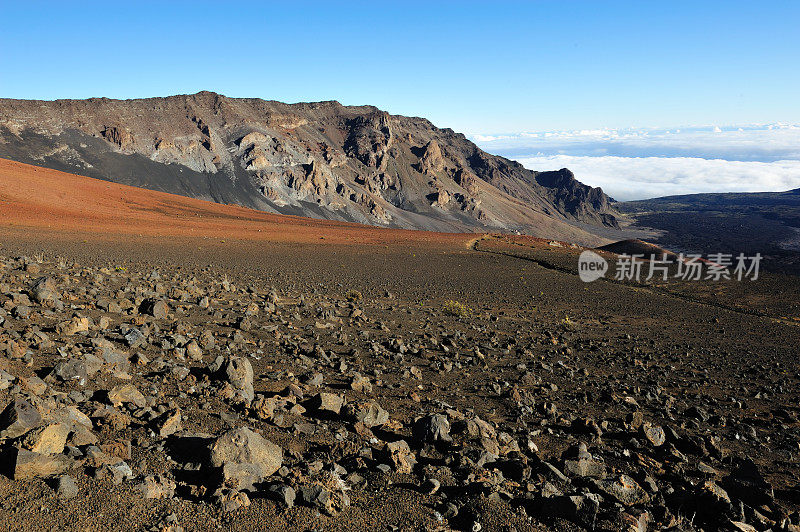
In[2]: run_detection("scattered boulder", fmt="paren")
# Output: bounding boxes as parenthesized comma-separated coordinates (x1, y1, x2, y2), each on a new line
(57, 315, 89, 335)
(104, 461, 134, 484)
(208, 428, 283, 490)
(0, 370, 14, 391)
(594, 475, 650, 506)
(343, 400, 388, 428)
(137, 475, 176, 499)
(156, 409, 182, 438)
(268, 483, 296, 508)
(107, 384, 147, 408)
(350, 373, 372, 394)
(9, 448, 74, 479)
(21, 376, 46, 396)
(307, 392, 344, 416)
(384, 440, 416, 473)
(21, 423, 69, 454)
(55, 474, 79, 499)
(640, 422, 666, 447)
(0, 397, 42, 439)
(185, 340, 203, 360)
(222, 357, 254, 404)
(563, 457, 606, 479)
(413, 413, 451, 443)
(250, 395, 279, 421)
(124, 327, 146, 348)
(51, 358, 88, 385)
(28, 277, 61, 308)
(215, 490, 250, 513)
(139, 298, 168, 319)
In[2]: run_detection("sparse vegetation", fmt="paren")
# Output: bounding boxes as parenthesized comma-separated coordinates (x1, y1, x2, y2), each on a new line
(442, 300, 470, 318)
(345, 290, 362, 302)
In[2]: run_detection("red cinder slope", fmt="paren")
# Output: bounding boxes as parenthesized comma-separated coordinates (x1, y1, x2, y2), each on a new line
(0, 158, 470, 247)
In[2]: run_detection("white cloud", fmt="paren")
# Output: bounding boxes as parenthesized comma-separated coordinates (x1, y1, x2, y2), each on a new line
(471, 123, 800, 200)
(472, 123, 800, 162)
(516, 155, 800, 201)
(471, 134, 511, 142)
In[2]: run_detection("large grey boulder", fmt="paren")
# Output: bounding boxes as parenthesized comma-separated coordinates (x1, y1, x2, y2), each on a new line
(208, 427, 282, 490)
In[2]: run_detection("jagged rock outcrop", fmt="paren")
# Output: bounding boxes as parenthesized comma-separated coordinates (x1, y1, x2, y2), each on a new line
(536, 168, 616, 226)
(0, 92, 618, 243)
(343, 112, 393, 171)
(418, 140, 444, 176)
(455, 168, 479, 196)
(101, 125, 132, 151)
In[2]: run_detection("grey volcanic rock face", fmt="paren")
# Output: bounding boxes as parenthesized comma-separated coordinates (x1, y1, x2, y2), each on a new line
(0, 92, 617, 241)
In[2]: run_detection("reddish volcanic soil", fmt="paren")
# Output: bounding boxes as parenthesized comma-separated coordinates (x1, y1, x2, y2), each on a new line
(0, 158, 470, 248)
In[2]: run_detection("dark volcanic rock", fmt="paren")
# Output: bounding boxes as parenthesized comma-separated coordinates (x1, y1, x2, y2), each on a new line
(0, 397, 42, 439)
(28, 277, 61, 308)
(139, 298, 168, 319)
(0, 228, 794, 531)
(413, 413, 452, 443)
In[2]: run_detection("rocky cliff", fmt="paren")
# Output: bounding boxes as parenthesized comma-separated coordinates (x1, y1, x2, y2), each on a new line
(0, 92, 618, 242)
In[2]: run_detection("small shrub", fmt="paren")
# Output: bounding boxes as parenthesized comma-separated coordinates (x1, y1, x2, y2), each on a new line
(346, 290, 363, 302)
(442, 300, 470, 318)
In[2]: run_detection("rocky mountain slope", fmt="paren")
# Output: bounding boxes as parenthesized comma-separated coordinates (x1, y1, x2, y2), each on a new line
(0, 92, 617, 243)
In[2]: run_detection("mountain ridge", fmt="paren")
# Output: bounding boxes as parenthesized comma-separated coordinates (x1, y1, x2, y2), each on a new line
(0, 91, 618, 244)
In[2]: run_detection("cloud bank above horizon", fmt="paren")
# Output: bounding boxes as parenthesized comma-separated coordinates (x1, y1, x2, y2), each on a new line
(471, 124, 800, 201)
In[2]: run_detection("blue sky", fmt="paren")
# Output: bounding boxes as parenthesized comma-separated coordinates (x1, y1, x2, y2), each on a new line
(1, 1, 798, 134)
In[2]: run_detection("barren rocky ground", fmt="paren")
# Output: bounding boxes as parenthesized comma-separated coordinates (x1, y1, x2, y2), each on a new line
(0, 162, 799, 532)
(0, 228, 799, 532)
